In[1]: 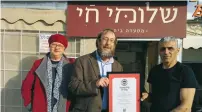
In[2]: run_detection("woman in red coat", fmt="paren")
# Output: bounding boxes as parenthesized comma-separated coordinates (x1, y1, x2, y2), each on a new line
(21, 34, 75, 112)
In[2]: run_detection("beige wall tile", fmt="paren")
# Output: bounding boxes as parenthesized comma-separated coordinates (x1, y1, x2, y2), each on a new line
(21, 55, 39, 70)
(76, 40, 80, 54)
(5, 106, 21, 112)
(65, 38, 80, 57)
(1, 53, 4, 70)
(22, 107, 29, 112)
(80, 38, 96, 56)
(1, 33, 3, 49)
(22, 35, 38, 52)
(65, 39, 76, 53)
(5, 53, 20, 70)
(5, 89, 22, 106)
(0, 89, 5, 105)
(21, 71, 28, 82)
(4, 34, 20, 51)
(1, 71, 4, 88)
(1, 106, 5, 112)
(4, 71, 21, 89)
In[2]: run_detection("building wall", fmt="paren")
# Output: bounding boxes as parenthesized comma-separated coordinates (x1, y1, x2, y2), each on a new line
(0, 30, 81, 112)
(80, 38, 96, 55)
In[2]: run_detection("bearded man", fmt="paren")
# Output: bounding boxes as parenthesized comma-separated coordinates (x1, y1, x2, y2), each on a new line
(68, 29, 123, 112)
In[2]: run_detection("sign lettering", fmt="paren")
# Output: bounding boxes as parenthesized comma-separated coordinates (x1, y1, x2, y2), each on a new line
(67, 2, 187, 38)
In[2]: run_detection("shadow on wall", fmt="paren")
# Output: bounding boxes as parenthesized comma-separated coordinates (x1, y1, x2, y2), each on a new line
(1, 56, 39, 112)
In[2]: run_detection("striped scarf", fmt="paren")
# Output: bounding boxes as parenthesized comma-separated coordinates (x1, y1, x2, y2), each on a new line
(46, 57, 63, 112)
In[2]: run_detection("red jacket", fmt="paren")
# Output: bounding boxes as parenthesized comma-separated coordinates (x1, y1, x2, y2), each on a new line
(21, 56, 75, 112)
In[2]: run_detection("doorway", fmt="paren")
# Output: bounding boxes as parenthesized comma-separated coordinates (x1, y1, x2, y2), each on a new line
(115, 41, 148, 74)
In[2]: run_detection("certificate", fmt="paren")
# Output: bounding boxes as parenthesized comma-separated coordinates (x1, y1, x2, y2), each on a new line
(108, 73, 140, 112)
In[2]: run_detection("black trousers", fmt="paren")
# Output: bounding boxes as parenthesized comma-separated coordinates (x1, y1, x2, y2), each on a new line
(101, 110, 108, 112)
(141, 101, 151, 112)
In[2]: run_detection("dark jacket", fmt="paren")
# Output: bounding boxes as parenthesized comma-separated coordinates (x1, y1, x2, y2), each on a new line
(68, 51, 123, 112)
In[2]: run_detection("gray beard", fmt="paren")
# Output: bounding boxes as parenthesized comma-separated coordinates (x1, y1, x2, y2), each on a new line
(98, 49, 114, 58)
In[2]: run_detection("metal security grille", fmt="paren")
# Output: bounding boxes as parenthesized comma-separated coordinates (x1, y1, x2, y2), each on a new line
(0, 29, 81, 112)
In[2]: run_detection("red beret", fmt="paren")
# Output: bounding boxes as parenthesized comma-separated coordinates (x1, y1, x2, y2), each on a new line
(48, 34, 68, 48)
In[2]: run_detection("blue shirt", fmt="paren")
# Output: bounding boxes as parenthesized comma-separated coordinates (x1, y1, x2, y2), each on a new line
(96, 51, 114, 110)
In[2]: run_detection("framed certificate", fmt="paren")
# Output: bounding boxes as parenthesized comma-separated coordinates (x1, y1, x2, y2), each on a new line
(108, 72, 140, 112)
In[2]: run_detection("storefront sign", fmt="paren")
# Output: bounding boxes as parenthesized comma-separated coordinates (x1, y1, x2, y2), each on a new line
(67, 1, 187, 38)
(39, 34, 51, 53)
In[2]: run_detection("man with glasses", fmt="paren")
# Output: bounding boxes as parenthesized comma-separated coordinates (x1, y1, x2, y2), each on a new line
(147, 36, 198, 112)
(21, 34, 75, 112)
(68, 29, 123, 112)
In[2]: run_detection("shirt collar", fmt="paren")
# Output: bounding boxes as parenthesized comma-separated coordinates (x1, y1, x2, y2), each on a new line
(96, 50, 114, 64)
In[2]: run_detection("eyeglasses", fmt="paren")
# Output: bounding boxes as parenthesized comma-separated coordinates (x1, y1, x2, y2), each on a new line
(102, 37, 115, 44)
(50, 43, 64, 48)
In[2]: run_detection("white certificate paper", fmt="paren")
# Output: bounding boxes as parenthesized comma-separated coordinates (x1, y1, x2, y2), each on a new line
(112, 78, 137, 112)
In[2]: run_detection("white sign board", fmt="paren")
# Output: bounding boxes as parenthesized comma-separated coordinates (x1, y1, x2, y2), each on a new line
(39, 34, 52, 53)
(112, 78, 137, 112)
